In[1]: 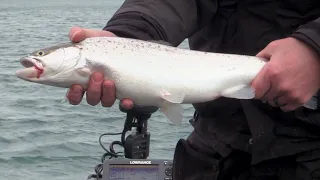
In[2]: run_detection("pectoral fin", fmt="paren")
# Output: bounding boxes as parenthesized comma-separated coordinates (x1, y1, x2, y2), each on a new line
(76, 67, 92, 77)
(61, 94, 69, 104)
(220, 85, 255, 99)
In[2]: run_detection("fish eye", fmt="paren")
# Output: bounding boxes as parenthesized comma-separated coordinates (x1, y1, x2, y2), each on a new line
(36, 51, 45, 56)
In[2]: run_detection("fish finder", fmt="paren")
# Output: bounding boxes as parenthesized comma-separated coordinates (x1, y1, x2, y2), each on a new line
(86, 105, 174, 180)
(102, 159, 173, 180)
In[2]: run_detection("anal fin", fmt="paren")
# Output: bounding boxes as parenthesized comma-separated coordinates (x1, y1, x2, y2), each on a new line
(160, 101, 184, 126)
(161, 89, 185, 103)
(220, 85, 255, 99)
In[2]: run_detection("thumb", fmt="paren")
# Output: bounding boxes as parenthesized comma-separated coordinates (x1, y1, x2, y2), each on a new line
(69, 26, 116, 43)
(251, 63, 272, 100)
(256, 42, 276, 60)
(252, 41, 277, 99)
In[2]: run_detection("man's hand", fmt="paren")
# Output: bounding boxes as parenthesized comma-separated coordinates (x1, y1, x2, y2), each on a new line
(66, 26, 134, 109)
(252, 37, 320, 112)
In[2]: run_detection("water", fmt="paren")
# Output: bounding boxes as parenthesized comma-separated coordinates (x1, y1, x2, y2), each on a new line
(0, 0, 194, 179)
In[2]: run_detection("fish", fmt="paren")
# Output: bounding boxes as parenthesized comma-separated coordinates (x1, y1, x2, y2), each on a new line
(15, 36, 318, 125)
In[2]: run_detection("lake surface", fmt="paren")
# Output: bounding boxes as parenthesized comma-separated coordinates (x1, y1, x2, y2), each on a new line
(0, 0, 194, 179)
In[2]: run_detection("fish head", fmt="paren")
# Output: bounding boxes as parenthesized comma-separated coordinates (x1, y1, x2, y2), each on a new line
(16, 43, 84, 87)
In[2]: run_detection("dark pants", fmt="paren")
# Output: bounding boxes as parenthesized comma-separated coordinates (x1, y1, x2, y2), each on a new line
(172, 120, 320, 180)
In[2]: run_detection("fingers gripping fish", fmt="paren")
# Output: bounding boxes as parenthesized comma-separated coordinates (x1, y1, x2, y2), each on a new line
(15, 37, 318, 125)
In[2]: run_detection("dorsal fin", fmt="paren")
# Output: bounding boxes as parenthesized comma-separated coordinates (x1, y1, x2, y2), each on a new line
(147, 40, 173, 47)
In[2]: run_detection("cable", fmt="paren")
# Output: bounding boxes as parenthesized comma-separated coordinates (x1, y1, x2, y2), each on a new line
(99, 132, 124, 160)
(87, 130, 129, 180)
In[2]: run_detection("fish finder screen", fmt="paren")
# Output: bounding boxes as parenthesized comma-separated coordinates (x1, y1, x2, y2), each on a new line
(109, 164, 159, 180)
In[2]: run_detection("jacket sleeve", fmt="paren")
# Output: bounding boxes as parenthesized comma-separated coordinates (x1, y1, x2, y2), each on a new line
(291, 17, 320, 56)
(291, 17, 320, 125)
(103, 0, 217, 46)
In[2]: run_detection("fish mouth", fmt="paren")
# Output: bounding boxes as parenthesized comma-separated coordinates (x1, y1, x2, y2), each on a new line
(16, 57, 44, 80)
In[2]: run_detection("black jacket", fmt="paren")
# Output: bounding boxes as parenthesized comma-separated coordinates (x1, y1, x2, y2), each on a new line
(104, 0, 320, 164)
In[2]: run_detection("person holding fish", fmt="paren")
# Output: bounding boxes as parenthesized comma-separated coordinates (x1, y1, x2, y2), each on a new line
(65, 0, 320, 179)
